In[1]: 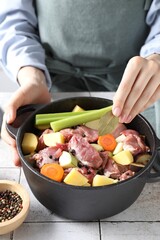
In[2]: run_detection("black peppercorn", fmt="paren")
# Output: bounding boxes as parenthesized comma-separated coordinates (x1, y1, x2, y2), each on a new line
(0, 190, 23, 222)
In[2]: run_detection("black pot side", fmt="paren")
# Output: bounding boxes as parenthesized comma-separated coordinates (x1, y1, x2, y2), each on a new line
(6, 97, 160, 220)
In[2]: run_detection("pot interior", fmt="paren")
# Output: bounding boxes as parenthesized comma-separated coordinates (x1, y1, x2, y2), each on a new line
(17, 97, 157, 174)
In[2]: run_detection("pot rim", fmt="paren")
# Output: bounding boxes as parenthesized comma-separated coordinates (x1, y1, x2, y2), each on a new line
(16, 96, 158, 190)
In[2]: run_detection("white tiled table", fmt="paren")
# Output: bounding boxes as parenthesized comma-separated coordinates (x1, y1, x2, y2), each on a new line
(0, 92, 160, 240)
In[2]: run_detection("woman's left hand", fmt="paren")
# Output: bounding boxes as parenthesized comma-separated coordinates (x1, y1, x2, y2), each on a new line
(112, 54, 160, 123)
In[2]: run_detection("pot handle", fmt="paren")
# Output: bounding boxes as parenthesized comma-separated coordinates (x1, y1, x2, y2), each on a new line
(6, 104, 43, 139)
(146, 138, 160, 183)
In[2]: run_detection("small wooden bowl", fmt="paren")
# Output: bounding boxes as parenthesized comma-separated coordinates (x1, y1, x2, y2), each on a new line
(0, 180, 30, 235)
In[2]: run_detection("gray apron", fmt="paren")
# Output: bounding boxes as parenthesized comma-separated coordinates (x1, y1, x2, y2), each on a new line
(35, 0, 152, 92)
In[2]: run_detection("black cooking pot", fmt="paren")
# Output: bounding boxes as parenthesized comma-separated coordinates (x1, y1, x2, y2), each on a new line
(6, 97, 160, 221)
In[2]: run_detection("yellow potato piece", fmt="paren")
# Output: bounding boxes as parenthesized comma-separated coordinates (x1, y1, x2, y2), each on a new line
(43, 132, 64, 147)
(112, 150, 134, 165)
(22, 133, 38, 155)
(72, 105, 85, 112)
(83, 182, 91, 187)
(92, 175, 118, 187)
(64, 168, 88, 186)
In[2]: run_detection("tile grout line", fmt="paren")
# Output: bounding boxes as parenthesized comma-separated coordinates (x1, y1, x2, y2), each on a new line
(99, 220, 102, 240)
(10, 231, 14, 240)
(22, 220, 160, 224)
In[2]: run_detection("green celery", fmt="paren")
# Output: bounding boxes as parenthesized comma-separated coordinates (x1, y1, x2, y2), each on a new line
(36, 116, 65, 125)
(50, 106, 112, 132)
(35, 110, 94, 125)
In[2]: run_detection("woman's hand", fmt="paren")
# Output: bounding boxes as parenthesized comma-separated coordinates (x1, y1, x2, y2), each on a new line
(1, 66, 51, 166)
(112, 54, 160, 123)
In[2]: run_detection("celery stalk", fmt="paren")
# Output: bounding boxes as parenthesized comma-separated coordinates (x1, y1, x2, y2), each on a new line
(35, 111, 94, 125)
(50, 106, 112, 132)
(36, 116, 65, 125)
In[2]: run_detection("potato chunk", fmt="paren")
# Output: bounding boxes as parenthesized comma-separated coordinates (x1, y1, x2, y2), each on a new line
(112, 150, 134, 165)
(63, 168, 88, 186)
(72, 105, 85, 112)
(92, 175, 118, 186)
(43, 132, 64, 147)
(22, 133, 38, 155)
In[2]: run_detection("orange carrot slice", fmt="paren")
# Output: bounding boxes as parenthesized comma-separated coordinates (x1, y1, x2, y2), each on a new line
(98, 134, 117, 151)
(40, 163, 64, 182)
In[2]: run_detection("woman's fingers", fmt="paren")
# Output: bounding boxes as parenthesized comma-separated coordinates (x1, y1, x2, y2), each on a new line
(112, 56, 143, 117)
(1, 82, 51, 165)
(129, 84, 160, 119)
(113, 55, 160, 123)
(1, 114, 21, 166)
(1, 67, 51, 166)
(1, 114, 16, 146)
(4, 88, 26, 124)
(12, 146, 21, 166)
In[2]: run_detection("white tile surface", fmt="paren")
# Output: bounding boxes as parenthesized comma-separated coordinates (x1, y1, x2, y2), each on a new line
(103, 182, 160, 222)
(0, 233, 11, 240)
(0, 168, 20, 182)
(101, 222, 160, 240)
(14, 222, 100, 240)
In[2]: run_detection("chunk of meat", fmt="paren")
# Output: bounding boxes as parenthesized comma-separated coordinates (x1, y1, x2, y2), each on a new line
(78, 167, 97, 184)
(104, 157, 120, 179)
(60, 125, 98, 142)
(121, 129, 140, 136)
(104, 158, 131, 179)
(118, 129, 150, 156)
(99, 151, 109, 169)
(119, 170, 135, 181)
(68, 134, 103, 169)
(30, 146, 63, 168)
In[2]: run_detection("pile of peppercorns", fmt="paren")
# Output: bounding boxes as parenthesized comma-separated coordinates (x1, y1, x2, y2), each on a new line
(0, 190, 23, 222)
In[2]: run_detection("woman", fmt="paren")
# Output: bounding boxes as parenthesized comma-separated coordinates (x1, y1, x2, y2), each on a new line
(0, 0, 160, 165)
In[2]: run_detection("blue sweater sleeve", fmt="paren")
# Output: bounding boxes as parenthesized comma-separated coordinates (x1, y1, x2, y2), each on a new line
(140, 0, 160, 57)
(0, 0, 159, 87)
(0, 0, 52, 88)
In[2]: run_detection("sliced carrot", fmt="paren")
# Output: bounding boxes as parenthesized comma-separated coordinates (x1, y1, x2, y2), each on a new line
(40, 163, 64, 182)
(98, 134, 117, 151)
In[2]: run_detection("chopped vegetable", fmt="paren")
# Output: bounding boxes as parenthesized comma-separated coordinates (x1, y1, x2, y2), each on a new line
(63, 168, 89, 186)
(40, 163, 64, 182)
(113, 142, 123, 155)
(113, 150, 134, 165)
(59, 151, 78, 168)
(98, 134, 117, 151)
(135, 153, 151, 165)
(35, 124, 50, 130)
(22, 133, 38, 154)
(43, 132, 65, 146)
(72, 105, 85, 112)
(35, 111, 92, 125)
(90, 143, 104, 151)
(50, 106, 112, 132)
(92, 175, 118, 186)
